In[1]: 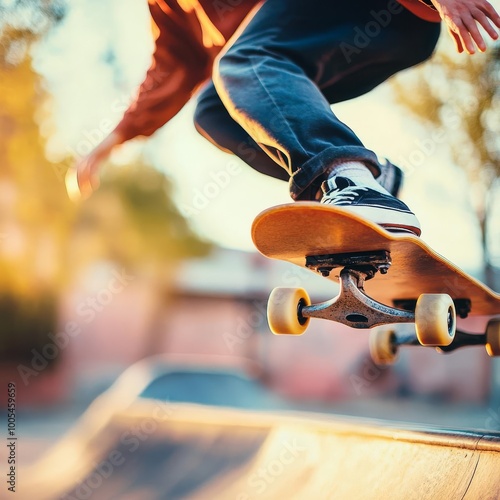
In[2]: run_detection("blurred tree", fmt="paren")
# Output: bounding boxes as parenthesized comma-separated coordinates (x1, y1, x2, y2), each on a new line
(0, 1, 67, 367)
(70, 163, 210, 272)
(0, 47, 74, 363)
(0, 0, 65, 65)
(393, 42, 500, 288)
(0, 5, 211, 364)
(68, 163, 212, 356)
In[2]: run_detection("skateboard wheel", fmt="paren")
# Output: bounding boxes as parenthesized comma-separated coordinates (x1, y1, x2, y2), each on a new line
(267, 287, 310, 335)
(486, 319, 500, 357)
(369, 327, 398, 366)
(415, 294, 456, 346)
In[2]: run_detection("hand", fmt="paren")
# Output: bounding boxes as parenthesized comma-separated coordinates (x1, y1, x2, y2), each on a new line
(431, 0, 500, 54)
(68, 131, 123, 201)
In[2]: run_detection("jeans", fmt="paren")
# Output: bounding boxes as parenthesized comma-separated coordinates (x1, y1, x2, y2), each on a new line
(194, 0, 441, 200)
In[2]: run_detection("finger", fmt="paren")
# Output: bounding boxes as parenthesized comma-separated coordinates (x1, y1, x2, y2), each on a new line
(89, 172, 101, 191)
(86, 163, 101, 192)
(79, 181, 93, 200)
(479, 2, 500, 29)
(449, 28, 464, 53)
(459, 28, 476, 54)
(462, 14, 487, 52)
(450, 20, 475, 54)
(473, 10, 498, 41)
(76, 162, 94, 200)
(65, 167, 82, 202)
(75, 160, 86, 189)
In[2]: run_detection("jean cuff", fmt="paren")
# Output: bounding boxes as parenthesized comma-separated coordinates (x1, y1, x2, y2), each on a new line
(289, 145, 382, 200)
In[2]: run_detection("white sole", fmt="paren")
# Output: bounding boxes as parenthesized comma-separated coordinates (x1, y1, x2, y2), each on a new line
(329, 204, 421, 236)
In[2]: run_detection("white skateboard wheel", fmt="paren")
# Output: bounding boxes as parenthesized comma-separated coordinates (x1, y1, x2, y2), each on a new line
(415, 294, 456, 346)
(486, 319, 500, 357)
(369, 327, 399, 366)
(267, 287, 310, 335)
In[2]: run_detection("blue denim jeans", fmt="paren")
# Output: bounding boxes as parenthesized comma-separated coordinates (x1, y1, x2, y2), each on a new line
(195, 0, 441, 200)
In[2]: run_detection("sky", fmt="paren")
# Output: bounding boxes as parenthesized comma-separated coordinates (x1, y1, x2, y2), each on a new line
(32, 0, 500, 274)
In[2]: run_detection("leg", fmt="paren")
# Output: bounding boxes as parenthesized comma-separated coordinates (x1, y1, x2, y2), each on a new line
(214, 0, 440, 199)
(195, 81, 403, 200)
(194, 82, 288, 182)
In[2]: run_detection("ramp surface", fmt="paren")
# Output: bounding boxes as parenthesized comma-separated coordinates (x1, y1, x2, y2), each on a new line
(24, 402, 500, 500)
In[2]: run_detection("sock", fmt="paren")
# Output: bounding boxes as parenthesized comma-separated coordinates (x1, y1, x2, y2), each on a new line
(327, 162, 388, 194)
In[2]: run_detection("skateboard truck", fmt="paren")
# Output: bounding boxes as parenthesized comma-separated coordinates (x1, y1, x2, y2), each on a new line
(306, 250, 392, 279)
(268, 247, 456, 346)
(370, 320, 500, 366)
(301, 252, 414, 329)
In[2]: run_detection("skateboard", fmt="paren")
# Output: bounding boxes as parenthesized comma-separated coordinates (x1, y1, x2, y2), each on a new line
(252, 202, 500, 365)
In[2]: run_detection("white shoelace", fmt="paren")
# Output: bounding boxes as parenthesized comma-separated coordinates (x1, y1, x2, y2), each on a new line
(324, 185, 368, 204)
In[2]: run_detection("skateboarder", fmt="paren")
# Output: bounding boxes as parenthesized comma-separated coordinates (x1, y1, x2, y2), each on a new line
(76, 0, 500, 236)
(74, 1, 408, 203)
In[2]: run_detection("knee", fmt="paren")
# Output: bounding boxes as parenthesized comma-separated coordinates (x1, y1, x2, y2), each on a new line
(216, 44, 271, 84)
(193, 86, 223, 140)
(193, 94, 237, 153)
(215, 46, 246, 84)
(193, 101, 222, 149)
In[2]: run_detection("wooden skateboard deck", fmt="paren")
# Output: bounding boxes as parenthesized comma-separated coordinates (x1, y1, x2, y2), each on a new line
(252, 203, 500, 317)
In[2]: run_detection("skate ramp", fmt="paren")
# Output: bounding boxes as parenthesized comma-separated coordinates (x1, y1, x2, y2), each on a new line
(21, 357, 500, 499)
(24, 402, 500, 500)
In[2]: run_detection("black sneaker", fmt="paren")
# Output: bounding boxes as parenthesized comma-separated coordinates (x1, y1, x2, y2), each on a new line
(298, 159, 403, 202)
(321, 176, 421, 236)
(377, 159, 403, 198)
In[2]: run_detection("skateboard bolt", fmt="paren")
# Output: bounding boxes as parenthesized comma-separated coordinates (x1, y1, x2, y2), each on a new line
(318, 267, 331, 277)
(380, 266, 389, 275)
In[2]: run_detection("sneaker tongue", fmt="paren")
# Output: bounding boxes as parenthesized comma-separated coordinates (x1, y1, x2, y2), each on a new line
(327, 176, 355, 191)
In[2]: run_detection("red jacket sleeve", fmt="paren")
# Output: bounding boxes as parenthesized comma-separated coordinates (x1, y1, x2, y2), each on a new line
(114, 1, 210, 142)
(398, 0, 441, 22)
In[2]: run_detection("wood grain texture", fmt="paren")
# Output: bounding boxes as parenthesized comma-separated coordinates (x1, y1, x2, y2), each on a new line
(252, 203, 500, 315)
